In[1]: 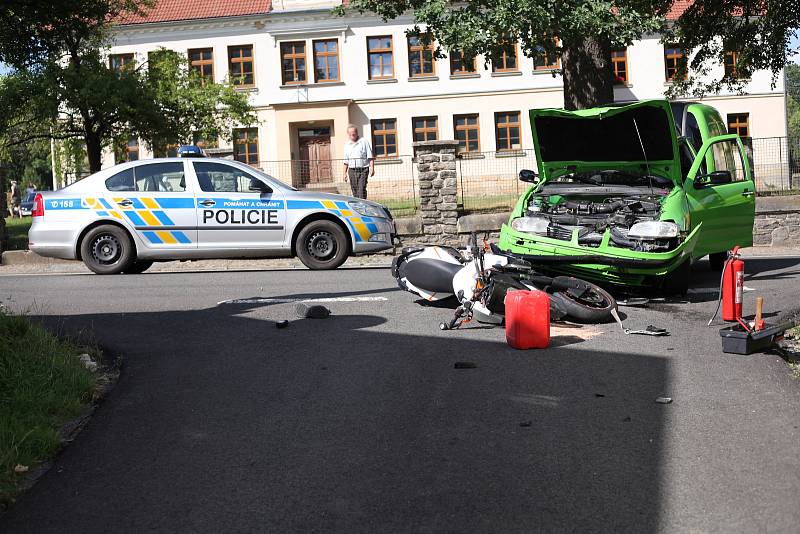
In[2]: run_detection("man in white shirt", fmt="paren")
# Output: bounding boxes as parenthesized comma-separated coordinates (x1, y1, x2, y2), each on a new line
(342, 124, 374, 199)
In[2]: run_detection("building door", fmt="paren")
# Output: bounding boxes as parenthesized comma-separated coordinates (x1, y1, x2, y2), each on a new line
(298, 127, 332, 185)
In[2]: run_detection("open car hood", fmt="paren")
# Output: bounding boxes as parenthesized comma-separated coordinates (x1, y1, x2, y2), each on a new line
(529, 100, 682, 186)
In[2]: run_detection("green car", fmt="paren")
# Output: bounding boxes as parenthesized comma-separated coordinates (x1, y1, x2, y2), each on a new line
(498, 99, 755, 291)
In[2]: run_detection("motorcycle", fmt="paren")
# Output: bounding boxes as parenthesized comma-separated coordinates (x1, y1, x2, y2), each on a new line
(391, 236, 616, 329)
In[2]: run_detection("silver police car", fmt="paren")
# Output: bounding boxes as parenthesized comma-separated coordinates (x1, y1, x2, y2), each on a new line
(28, 158, 395, 274)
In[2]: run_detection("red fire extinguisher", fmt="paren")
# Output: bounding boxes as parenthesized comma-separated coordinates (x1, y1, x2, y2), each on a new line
(721, 246, 744, 322)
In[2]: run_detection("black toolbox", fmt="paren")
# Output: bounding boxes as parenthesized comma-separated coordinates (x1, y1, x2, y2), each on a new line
(719, 322, 790, 355)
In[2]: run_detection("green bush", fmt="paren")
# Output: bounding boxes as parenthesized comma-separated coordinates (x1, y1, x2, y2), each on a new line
(0, 311, 96, 505)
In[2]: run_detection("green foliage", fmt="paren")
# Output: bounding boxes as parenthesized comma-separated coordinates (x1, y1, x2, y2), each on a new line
(788, 64, 800, 141)
(339, 0, 800, 106)
(338, 0, 669, 70)
(0, 310, 97, 506)
(0, 0, 255, 173)
(667, 2, 800, 97)
(139, 49, 256, 154)
(3, 217, 31, 251)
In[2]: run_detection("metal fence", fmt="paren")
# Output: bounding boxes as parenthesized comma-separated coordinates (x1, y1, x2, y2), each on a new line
(456, 151, 538, 213)
(258, 156, 419, 217)
(748, 136, 800, 193)
(454, 137, 800, 213)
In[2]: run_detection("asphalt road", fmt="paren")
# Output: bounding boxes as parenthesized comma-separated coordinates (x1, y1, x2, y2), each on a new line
(2, 258, 800, 533)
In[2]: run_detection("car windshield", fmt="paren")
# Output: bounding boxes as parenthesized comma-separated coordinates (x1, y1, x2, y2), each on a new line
(552, 169, 673, 188)
(23, 192, 36, 202)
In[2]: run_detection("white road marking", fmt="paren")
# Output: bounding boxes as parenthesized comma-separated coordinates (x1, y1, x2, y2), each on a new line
(218, 296, 389, 305)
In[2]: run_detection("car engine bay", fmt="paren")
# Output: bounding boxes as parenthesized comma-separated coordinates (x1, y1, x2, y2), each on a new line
(512, 174, 680, 252)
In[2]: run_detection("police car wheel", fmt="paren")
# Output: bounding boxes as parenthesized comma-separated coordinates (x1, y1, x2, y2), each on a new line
(296, 220, 348, 270)
(80, 225, 135, 275)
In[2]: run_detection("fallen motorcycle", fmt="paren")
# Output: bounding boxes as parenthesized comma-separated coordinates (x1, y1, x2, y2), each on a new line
(391, 236, 616, 329)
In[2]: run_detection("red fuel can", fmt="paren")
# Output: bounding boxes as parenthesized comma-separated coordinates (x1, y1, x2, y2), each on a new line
(504, 290, 550, 349)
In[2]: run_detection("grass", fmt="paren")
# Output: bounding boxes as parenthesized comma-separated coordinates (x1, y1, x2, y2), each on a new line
(3, 217, 32, 251)
(0, 310, 97, 507)
(784, 324, 800, 379)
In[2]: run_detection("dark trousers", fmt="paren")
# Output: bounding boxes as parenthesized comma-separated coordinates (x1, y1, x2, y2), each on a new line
(348, 167, 369, 199)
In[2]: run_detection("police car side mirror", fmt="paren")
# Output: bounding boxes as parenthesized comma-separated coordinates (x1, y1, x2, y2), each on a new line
(249, 179, 272, 193)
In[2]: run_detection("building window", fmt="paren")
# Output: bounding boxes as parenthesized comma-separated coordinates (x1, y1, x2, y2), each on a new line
(412, 116, 438, 142)
(109, 53, 135, 71)
(371, 118, 397, 158)
(610, 49, 628, 84)
(727, 113, 750, 137)
(724, 51, 740, 78)
(280, 41, 306, 85)
(454, 114, 480, 153)
(664, 45, 686, 81)
(495, 112, 521, 152)
(228, 45, 254, 87)
(193, 133, 218, 149)
(367, 36, 394, 80)
(126, 137, 139, 161)
(533, 43, 559, 71)
(233, 128, 259, 165)
(188, 48, 214, 85)
(492, 38, 518, 72)
(313, 39, 339, 82)
(408, 35, 436, 77)
(450, 50, 477, 75)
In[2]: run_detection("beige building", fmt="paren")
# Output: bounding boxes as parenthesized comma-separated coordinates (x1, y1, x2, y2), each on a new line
(106, 0, 789, 204)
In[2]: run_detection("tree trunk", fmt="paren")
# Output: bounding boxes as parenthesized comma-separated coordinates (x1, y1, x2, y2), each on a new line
(85, 128, 103, 174)
(561, 36, 615, 111)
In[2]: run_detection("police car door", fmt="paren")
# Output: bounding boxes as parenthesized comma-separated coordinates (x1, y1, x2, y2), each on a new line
(104, 161, 197, 248)
(191, 161, 286, 248)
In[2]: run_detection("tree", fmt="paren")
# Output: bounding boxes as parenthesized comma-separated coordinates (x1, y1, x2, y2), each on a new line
(787, 63, 800, 142)
(0, 1, 256, 173)
(338, 0, 800, 110)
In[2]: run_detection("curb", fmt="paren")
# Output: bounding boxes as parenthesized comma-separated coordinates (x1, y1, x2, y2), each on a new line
(1, 250, 75, 266)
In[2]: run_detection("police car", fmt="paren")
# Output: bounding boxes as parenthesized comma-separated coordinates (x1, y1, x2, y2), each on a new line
(28, 157, 395, 274)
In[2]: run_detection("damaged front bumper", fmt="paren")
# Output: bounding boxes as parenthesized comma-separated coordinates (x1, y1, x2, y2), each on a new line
(497, 223, 702, 287)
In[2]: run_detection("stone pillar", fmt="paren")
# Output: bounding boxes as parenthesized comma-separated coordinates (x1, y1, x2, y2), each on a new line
(413, 140, 459, 245)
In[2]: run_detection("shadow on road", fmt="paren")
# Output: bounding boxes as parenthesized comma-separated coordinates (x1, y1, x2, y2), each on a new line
(3, 296, 670, 533)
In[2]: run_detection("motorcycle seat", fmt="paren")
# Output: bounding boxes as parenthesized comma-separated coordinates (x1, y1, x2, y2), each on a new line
(401, 258, 463, 294)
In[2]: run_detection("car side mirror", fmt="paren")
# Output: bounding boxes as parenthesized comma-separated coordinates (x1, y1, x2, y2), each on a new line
(694, 170, 733, 188)
(249, 178, 272, 193)
(519, 169, 538, 183)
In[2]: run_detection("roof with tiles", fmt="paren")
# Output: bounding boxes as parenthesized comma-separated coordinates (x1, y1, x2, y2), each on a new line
(116, 0, 692, 26)
(117, 0, 272, 25)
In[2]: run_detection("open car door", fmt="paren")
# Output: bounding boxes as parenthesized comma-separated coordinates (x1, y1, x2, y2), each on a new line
(684, 134, 755, 257)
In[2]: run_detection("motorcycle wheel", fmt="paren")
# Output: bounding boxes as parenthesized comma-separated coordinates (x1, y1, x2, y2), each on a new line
(549, 278, 616, 323)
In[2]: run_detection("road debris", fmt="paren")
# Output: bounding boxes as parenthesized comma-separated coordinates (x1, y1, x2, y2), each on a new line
(611, 308, 670, 336)
(519, 420, 532, 427)
(275, 320, 289, 329)
(77, 353, 97, 372)
(655, 397, 673, 404)
(453, 361, 477, 369)
(296, 303, 331, 319)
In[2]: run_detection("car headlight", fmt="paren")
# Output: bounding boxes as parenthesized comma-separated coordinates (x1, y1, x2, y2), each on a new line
(511, 216, 550, 234)
(628, 221, 679, 239)
(348, 201, 385, 218)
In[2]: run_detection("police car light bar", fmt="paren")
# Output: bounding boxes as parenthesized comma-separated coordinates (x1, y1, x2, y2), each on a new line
(177, 145, 205, 158)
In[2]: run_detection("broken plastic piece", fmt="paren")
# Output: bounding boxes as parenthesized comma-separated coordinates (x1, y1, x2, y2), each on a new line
(655, 397, 673, 404)
(296, 303, 331, 319)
